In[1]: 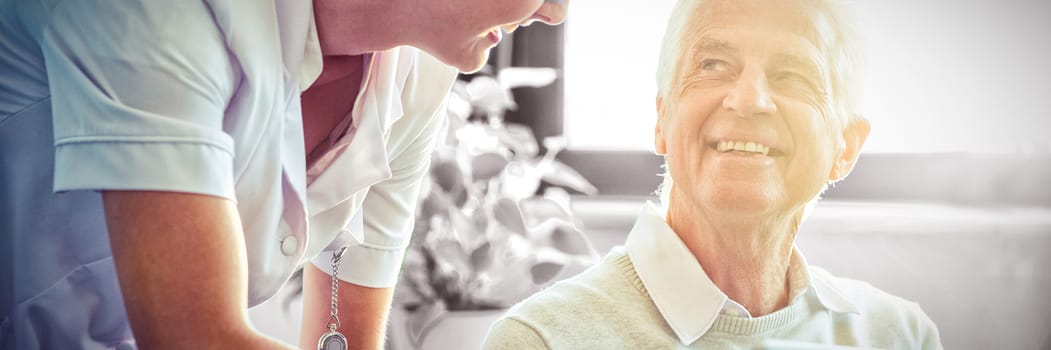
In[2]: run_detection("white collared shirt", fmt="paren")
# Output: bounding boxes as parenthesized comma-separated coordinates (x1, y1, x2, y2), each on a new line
(625, 203, 861, 345)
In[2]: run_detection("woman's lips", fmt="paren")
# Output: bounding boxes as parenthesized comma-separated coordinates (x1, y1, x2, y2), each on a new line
(532, 14, 552, 24)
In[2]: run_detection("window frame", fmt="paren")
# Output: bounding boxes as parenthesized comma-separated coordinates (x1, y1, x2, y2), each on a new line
(496, 23, 1051, 206)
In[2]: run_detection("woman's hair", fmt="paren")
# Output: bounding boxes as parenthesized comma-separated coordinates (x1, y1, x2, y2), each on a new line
(653, 0, 866, 209)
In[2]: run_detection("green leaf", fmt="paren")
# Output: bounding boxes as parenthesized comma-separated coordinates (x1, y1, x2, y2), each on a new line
(406, 301, 447, 347)
(447, 206, 487, 249)
(476, 253, 537, 305)
(434, 239, 470, 276)
(541, 160, 598, 195)
(469, 242, 493, 272)
(493, 197, 528, 236)
(496, 124, 539, 158)
(530, 262, 565, 285)
(500, 162, 543, 200)
(497, 67, 558, 89)
(470, 209, 489, 236)
(520, 197, 571, 227)
(549, 224, 594, 256)
(431, 161, 462, 193)
(465, 76, 514, 112)
(418, 193, 444, 223)
(471, 152, 509, 182)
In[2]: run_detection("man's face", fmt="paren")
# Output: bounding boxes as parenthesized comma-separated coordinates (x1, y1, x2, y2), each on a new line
(656, 0, 861, 217)
(420, 0, 569, 73)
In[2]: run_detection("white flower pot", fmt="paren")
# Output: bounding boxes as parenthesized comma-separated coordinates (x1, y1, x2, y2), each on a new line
(386, 307, 505, 350)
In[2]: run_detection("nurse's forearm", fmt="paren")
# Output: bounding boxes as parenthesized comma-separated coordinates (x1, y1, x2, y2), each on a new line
(300, 263, 395, 350)
(102, 191, 296, 350)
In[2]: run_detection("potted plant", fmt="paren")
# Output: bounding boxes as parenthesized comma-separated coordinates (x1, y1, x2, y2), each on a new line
(387, 68, 600, 349)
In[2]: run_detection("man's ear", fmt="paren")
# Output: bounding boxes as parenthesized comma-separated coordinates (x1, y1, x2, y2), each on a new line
(655, 96, 668, 155)
(828, 115, 870, 182)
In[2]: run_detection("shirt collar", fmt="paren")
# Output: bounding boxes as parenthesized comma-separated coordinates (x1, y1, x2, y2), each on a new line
(625, 202, 859, 345)
(300, 10, 323, 91)
(806, 258, 862, 316)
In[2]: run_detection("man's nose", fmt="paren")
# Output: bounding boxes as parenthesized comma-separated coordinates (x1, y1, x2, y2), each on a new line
(533, 0, 570, 26)
(723, 70, 777, 117)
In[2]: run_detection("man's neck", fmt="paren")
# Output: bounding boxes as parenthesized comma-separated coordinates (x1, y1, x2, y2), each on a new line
(666, 197, 803, 316)
(312, 0, 412, 56)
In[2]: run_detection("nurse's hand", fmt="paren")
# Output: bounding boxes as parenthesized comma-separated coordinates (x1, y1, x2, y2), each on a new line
(102, 191, 297, 349)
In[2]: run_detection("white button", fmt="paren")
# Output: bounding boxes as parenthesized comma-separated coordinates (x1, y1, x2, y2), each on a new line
(280, 235, 299, 256)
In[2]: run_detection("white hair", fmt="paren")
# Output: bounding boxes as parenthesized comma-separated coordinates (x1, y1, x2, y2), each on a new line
(654, 0, 866, 208)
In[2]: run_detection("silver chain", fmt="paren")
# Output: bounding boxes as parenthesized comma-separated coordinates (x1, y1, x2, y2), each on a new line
(327, 246, 348, 332)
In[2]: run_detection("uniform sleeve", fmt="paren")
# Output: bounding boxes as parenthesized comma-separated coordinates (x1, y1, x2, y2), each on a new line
(42, 0, 239, 199)
(316, 50, 458, 288)
(330, 102, 447, 288)
(483, 318, 550, 350)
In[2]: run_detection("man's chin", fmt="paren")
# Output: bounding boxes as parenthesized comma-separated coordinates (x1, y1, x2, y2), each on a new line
(699, 188, 782, 216)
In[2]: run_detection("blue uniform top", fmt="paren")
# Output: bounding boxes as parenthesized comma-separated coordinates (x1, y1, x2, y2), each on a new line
(0, 0, 457, 348)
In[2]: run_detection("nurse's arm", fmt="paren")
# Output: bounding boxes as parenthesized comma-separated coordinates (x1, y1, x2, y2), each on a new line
(297, 115, 440, 348)
(301, 85, 451, 348)
(102, 191, 297, 349)
(300, 264, 395, 349)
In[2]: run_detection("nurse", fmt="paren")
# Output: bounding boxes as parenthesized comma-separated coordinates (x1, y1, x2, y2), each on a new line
(0, 0, 568, 349)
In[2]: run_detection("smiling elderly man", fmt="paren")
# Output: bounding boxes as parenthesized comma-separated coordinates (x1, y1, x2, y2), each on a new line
(483, 0, 942, 348)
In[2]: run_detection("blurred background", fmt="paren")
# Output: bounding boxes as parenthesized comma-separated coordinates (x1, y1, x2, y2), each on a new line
(251, 1, 1051, 349)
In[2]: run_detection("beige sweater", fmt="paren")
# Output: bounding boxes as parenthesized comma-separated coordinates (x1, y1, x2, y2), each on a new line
(483, 249, 941, 349)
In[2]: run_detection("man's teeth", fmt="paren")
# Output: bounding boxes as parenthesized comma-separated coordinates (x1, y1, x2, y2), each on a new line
(716, 140, 770, 156)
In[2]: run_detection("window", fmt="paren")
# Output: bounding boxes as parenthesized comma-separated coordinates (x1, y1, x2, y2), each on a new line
(500, 1, 1049, 204)
(563, 1, 674, 152)
(563, 0, 1051, 154)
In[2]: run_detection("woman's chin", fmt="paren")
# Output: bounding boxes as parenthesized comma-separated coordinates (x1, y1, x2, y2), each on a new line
(433, 42, 491, 73)
(421, 35, 496, 73)
(454, 51, 490, 73)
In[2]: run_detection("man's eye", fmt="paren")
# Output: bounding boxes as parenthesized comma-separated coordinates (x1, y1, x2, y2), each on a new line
(700, 59, 729, 71)
(776, 72, 808, 82)
(772, 72, 825, 95)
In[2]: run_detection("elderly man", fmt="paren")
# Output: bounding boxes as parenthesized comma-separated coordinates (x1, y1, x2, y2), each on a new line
(483, 0, 942, 348)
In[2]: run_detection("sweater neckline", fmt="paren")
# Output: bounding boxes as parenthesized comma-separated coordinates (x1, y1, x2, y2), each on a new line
(708, 295, 809, 336)
(613, 248, 810, 339)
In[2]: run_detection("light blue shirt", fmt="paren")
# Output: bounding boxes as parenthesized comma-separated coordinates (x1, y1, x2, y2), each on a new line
(0, 0, 457, 348)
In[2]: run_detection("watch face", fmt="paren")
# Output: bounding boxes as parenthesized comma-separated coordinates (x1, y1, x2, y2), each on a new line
(318, 331, 348, 350)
